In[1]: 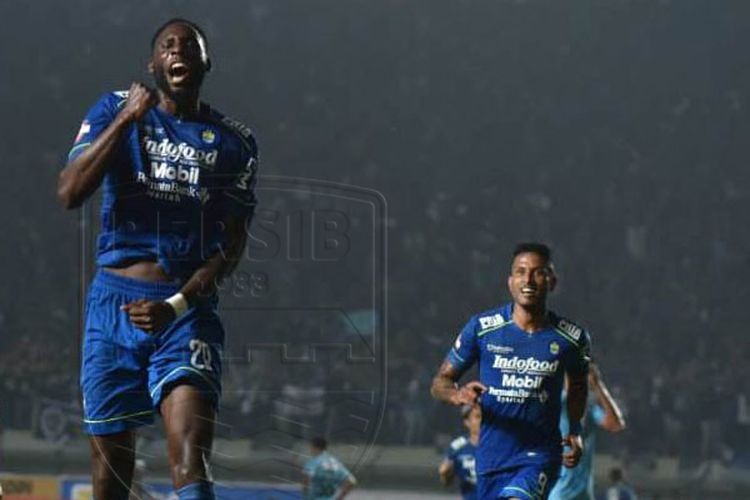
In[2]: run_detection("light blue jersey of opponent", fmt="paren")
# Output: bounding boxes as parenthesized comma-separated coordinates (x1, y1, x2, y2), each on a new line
(549, 394, 606, 500)
(69, 91, 258, 280)
(303, 452, 356, 500)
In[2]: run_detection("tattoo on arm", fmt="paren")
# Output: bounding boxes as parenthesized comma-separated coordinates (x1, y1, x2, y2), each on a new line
(431, 361, 460, 403)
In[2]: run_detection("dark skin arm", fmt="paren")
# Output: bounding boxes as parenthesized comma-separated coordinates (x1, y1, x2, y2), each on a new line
(430, 360, 487, 406)
(122, 214, 249, 333)
(57, 82, 157, 209)
(562, 371, 588, 468)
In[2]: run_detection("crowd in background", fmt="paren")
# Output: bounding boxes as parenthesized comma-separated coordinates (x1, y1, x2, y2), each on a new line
(1, 0, 749, 479)
(1, 216, 749, 471)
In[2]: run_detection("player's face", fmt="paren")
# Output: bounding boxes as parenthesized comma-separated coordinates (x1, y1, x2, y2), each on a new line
(149, 23, 207, 95)
(507, 252, 555, 308)
(463, 406, 481, 434)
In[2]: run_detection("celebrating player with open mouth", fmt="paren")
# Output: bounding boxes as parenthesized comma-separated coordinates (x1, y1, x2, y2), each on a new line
(431, 243, 591, 500)
(58, 18, 258, 500)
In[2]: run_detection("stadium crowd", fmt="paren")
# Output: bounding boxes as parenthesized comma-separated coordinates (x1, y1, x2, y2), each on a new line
(1, 0, 748, 480)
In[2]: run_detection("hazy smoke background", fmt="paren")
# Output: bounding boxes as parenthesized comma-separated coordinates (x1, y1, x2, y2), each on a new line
(0, 0, 749, 493)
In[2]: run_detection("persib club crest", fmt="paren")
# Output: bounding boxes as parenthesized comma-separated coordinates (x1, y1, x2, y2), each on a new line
(549, 341, 560, 355)
(201, 129, 216, 144)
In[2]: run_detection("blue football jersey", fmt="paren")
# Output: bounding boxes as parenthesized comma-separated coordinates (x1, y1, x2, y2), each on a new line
(445, 435, 478, 499)
(68, 91, 259, 279)
(446, 303, 591, 474)
(303, 452, 356, 500)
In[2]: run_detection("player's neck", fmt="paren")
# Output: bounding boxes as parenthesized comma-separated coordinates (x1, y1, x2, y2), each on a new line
(511, 304, 549, 333)
(158, 90, 201, 120)
(469, 431, 479, 445)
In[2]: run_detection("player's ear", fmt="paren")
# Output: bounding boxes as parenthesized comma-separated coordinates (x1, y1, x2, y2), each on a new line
(204, 57, 212, 73)
(147, 60, 155, 74)
(547, 271, 558, 292)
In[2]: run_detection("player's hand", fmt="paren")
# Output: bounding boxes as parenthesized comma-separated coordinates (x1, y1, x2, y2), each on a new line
(121, 299, 176, 334)
(451, 381, 486, 406)
(561, 434, 584, 468)
(119, 82, 158, 123)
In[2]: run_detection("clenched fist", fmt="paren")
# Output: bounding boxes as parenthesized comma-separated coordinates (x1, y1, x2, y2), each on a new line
(450, 380, 487, 406)
(121, 298, 176, 334)
(119, 82, 158, 123)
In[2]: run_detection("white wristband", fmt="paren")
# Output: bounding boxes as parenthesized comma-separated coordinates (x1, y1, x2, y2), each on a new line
(165, 292, 189, 318)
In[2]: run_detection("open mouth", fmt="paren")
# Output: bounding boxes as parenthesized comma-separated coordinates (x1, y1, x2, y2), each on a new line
(521, 286, 538, 297)
(168, 62, 191, 84)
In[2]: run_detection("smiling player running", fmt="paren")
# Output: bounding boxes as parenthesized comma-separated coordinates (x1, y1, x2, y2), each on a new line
(431, 243, 591, 500)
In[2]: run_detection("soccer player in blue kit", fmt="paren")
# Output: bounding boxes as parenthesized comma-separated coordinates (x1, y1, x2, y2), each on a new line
(57, 19, 258, 500)
(439, 405, 481, 499)
(431, 243, 591, 500)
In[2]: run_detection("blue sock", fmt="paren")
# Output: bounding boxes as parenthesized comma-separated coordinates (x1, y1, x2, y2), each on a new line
(176, 480, 215, 500)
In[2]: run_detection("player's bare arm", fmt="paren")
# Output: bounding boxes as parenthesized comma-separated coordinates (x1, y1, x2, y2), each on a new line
(430, 360, 486, 406)
(122, 214, 248, 333)
(57, 82, 157, 209)
(589, 363, 626, 432)
(438, 458, 455, 486)
(562, 371, 588, 468)
(336, 478, 355, 500)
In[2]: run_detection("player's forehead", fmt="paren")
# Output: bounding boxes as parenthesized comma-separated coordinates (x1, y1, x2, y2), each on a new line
(154, 22, 199, 46)
(510, 251, 549, 269)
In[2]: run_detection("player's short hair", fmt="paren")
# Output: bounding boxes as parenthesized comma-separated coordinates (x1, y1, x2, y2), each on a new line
(512, 242, 553, 267)
(150, 18, 210, 70)
(310, 436, 328, 450)
(151, 18, 208, 50)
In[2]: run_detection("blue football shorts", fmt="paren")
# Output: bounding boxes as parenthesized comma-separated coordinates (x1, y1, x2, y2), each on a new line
(478, 463, 559, 500)
(80, 269, 224, 435)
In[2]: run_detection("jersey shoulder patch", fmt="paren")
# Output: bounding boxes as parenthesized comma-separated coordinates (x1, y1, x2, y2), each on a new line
(450, 436, 468, 451)
(202, 107, 258, 156)
(213, 110, 257, 150)
(552, 314, 587, 345)
(476, 309, 511, 336)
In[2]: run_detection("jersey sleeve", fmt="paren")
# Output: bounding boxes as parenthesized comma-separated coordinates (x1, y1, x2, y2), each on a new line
(445, 316, 480, 375)
(220, 132, 259, 218)
(444, 437, 464, 462)
(443, 444, 457, 462)
(302, 459, 315, 477)
(333, 458, 356, 484)
(563, 329, 592, 377)
(67, 92, 122, 162)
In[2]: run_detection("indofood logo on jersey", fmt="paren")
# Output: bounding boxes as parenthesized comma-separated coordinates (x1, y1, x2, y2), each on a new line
(144, 137, 218, 167)
(492, 355, 559, 374)
(491, 355, 558, 403)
